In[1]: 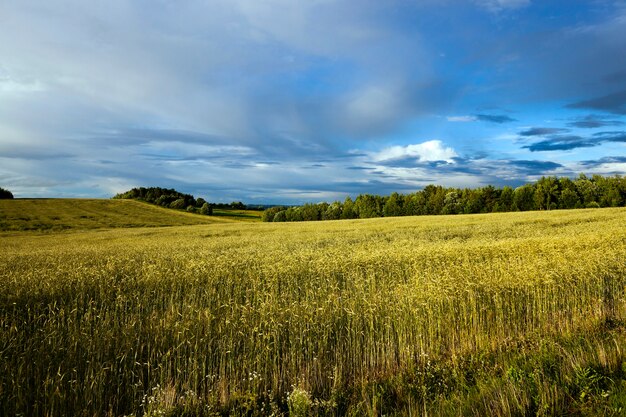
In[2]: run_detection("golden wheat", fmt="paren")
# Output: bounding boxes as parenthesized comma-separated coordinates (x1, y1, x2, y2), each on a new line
(0, 206, 624, 416)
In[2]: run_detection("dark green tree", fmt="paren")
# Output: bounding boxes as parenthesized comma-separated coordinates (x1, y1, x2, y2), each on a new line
(261, 206, 284, 222)
(170, 199, 187, 209)
(354, 194, 381, 219)
(383, 192, 404, 217)
(463, 189, 484, 214)
(423, 185, 445, 215)
(273, 210, 287, 222)
(0, 187, 14, 199)
(498, 186, 514, 212)
(513, 184, 536, 211)
(404, 192, 426, 216)
(559, 188, 580, 209)
(341, 197, 357, 219)
(323, 202, 342, 220)
(535, 176, 559, 210)
(481, 185, 499, 213)
(574, 174, 599, 206)
(442, 191, 462, 214)
(199, 202, 213, 215)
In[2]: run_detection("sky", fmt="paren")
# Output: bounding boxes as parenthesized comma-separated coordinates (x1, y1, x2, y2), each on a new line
(1, 0, 626, 204)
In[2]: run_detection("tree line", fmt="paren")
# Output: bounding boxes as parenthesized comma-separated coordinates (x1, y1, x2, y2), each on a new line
(0, 187, 13, 199)
(112, 187, 256, 214)
(112, 187, 214, 214)
(262, 174, 626, 222)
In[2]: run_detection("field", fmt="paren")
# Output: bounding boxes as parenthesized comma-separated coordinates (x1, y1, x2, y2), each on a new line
(0, 201, 625, 416)
(211, 208, 263, 221)
(0, 199, 226, 232)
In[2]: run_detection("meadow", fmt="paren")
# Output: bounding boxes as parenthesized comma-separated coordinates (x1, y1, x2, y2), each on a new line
(211, 208, 263, 222)
(0, 199, 261, 233)
(0, 201, 625, 416)
(0, 199, 223, 232)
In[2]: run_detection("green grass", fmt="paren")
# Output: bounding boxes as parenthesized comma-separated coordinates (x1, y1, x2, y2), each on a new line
(0, 199, 229, 232)
(0, 207, 625, 416)
(211, 208, 263, 221)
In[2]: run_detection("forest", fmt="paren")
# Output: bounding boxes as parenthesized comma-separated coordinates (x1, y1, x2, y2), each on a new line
(262, 174, 626, 222)
(112, 187, 253, 215)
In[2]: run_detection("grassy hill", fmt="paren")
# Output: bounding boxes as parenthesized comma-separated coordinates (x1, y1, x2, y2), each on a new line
(0, 199, 228, 232)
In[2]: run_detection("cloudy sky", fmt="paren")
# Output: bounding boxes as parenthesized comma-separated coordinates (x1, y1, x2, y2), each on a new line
(1, 0, 626, 203)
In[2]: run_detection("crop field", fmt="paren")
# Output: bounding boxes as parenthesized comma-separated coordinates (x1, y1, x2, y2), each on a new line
(0, 199, 225, 232)
(211, 208, 263, 222)
(0, 201, 625, 416)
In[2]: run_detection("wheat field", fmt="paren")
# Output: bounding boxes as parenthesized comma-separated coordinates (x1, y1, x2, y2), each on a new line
(1, 203, 625, 416)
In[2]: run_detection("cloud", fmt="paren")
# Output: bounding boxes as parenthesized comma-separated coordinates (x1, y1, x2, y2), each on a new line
(507, 159, 562, 171)
(474, 0, 531, 13)
(471, 3, 626, 105)
(446, 114, 516, 124)
(567, 114, 625, 129)
(523, 135, 595, 152)
(0, 74, 46, 93)
(1, 1, 625, 200)
(346, 166, 375, 171)
(447, 115, 477, 122)
(340, 82, 424, 135)
(592, 131, 626, 142)
(523, 131, 626, 152)
(372, 140, 458, 164)
(519, 127, 569, 136)
(475, 114, 517, 123)
(579, 156, 626, 167)
(567, 90, 626, 115)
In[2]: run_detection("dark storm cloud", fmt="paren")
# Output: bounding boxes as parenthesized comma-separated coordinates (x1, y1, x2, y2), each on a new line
(346, 166, 375, 171)
(567, 90, 626, 115)
(523, 131, 626, 152)
(451, 158, 561, 177)
(519, 127, 569, 136)
(579, 156, 626, 167)
(475, 114, 517, 124)
(592, 131, 626, 142)
(523, 135, 594, 152)
(568, 114, 625, 129)
(507, 160, 562, 171)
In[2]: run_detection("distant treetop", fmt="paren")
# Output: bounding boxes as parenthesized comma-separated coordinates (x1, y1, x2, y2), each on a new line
(0, 187, 14, 199)
(112, 186, 214, 214)
(262, 174, 626, 222)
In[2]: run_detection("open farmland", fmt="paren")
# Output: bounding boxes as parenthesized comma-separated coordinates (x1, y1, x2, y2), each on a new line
(0, 199, 227, 232)
(0, 202, 625, 416)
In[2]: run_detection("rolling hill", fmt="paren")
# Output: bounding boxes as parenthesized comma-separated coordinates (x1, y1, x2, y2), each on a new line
(0, 199, 228, 232)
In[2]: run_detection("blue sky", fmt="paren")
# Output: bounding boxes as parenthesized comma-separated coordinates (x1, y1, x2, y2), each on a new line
(1, 0, 625, 204)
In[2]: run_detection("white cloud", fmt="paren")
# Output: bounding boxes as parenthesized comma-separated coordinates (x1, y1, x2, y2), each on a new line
(447, 115, 477, 122)
(373, 140, 458, 163)
(474, 0, 531, 12)
(0, 74, 46, 94)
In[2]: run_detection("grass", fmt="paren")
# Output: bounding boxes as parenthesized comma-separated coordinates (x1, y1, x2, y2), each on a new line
(0, 199, 227, 232)
(0, 206, 624, 416)
(211, 208, 263, 221)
